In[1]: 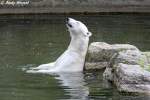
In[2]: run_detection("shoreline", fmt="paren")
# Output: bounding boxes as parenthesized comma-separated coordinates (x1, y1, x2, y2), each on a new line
(0, 12, 150, 16)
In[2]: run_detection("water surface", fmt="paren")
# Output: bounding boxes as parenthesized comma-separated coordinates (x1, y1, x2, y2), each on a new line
(0, 14, 150, 100)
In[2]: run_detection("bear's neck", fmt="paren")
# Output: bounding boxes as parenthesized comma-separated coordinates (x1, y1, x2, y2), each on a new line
(68, 36, 89, 57)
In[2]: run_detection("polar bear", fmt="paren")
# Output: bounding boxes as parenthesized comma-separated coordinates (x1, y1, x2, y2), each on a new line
(27, 18, 92, 73)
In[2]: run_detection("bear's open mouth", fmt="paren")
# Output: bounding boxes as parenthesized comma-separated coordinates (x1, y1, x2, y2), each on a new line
(66, 23, 73, 28)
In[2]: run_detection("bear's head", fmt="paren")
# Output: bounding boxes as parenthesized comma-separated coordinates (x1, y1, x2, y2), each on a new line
(66, 18, 92, 37)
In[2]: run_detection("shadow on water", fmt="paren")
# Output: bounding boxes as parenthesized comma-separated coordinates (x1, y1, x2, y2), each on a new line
(0, 14, 150, 100)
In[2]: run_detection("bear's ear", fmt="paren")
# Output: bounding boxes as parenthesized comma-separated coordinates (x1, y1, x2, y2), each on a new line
(86, 31, 92, 37)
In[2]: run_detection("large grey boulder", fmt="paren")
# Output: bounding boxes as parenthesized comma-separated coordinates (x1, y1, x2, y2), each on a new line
(114, 63, 150, 94)
(87, 42, 138, 62)
(85, 42, 111, 70)
(112, 50, 148, 66)
(85, 42, 150, 94)
(85, 42, 139, 70)
(103, 49, 149, 82)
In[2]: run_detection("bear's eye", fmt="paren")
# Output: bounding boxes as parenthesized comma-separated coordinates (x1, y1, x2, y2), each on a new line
(87, 32, 89, 35)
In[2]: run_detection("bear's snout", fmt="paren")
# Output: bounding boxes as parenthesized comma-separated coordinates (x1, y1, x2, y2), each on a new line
(66, 18, 73, 28)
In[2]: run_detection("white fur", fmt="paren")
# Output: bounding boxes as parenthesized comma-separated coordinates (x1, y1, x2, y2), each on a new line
(27, 18, 92, 73)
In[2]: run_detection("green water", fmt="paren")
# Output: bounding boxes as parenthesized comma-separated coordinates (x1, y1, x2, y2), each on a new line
(0, 15, 150, 100)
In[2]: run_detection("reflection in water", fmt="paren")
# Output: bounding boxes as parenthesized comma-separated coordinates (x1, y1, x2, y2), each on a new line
(54, 72, 89, 100)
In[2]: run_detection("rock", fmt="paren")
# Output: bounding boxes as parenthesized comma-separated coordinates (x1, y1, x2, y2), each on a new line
(143, 52, 150, 64)
(142, 52, 150, 71)
(85, 42, 111, 70)
(86, 42, 150, 94)
(87, 42, 112, 62)
(113, 50, 148, 66)
(103, 67, 113, 81)
(86, 42, 140, 71)
(114, 63, 150, 94)
(85, 62, 108, 70)
(112, 44, 139, 51)
(87, 42, 138, 62)
(104, 49, 149, 81)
